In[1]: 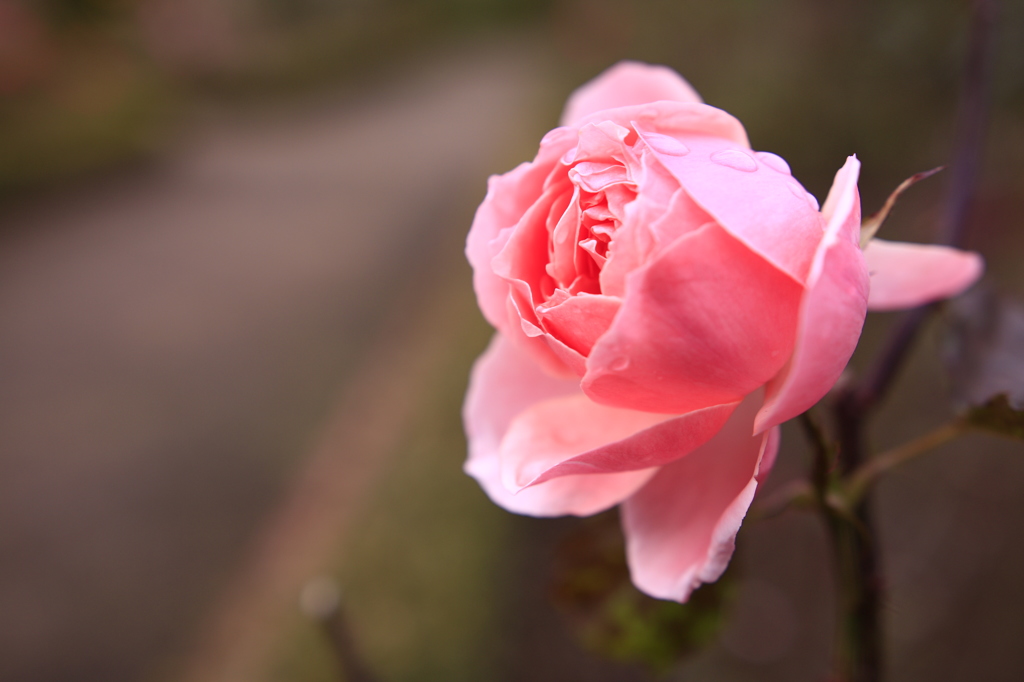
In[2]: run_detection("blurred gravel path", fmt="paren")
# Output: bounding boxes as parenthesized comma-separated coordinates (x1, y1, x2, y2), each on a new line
(0, 41, 541, 682)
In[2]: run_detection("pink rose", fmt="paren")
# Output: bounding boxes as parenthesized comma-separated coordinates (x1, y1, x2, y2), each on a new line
(463, 62, 984, 601)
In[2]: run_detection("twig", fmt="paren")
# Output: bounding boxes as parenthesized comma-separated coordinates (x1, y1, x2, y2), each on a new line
(749, 479, 814, 521)
(859, 166, 946, 248)
(846, 421, 970, 505)
(300, 578, 380, 682)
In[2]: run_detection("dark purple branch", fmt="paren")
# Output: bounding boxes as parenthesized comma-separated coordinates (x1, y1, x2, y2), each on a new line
(827, 3, 998, 680)
(941, 0, 998, 249)
(843, 0, 997, 424)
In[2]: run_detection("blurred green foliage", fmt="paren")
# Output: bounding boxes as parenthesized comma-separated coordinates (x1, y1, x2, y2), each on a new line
(1, 0, 556, 194)
(197, 0, 552, 94)
(35, 0, 135, 24)
(0, 51, 170, 193)
(967, 395, 1024, 440)
(551, 511, 735, 675)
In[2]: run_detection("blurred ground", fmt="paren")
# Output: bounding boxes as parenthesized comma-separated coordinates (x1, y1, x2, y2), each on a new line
(0, 38, 543, 682)
(1, 1, 1024, 682)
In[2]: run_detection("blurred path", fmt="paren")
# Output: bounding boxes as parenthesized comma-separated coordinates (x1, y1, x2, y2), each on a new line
(0, 40, 541, 682)
(177, 249, 479, 682)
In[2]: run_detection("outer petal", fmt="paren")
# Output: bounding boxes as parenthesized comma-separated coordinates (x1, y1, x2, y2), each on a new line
(583, 222, 803, 414)
(576, 101, 750, 149)
(501, 397, 739, 489)
(863, 239, 984, 311)
(560, 61, 703, 127)
(755, 156, 869, 433)
(621, 394, 779, 602)
(463, 334, 658, 517)
(638, 132, 823, 283)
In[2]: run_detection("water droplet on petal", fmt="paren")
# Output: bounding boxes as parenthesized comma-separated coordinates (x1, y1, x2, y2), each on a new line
(642, 132, 690, 156)
(755, 151, 791, 174)
(610, 356, 630, 371)
(710, 149, 758, 172)
(787, 180, 820, 211)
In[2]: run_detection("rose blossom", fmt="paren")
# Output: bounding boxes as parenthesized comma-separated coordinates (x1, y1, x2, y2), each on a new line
(463, 62, 983, 601)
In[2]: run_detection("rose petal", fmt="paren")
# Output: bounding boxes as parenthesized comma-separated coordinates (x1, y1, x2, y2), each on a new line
(599, 156, 711, 298)
(507, 283, 585, 377)
(757, 426, 781, 483)
(499, 396, 667, 490)
(639, 133, 823, 284)
(464, 334, 657, 516)
(538, 293, 622, 357)
(621, 394, 778, 602)
(863, 239, 984, 311)
(492, 182, 569, 318)
(577, 101, 750, 149)
(546, 186, 582, 289)
(501, 398, 739, 489)
(467, 127, 577, 329)
(570, 119, 635, 168)
(490, 180, 591, 376)
(560, 61, 703, 127)
(584, 222, 803, 414)
(755, 156, 869, 433)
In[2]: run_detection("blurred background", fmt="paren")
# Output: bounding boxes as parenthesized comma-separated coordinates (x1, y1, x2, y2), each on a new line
(1, 0, 1023, 680)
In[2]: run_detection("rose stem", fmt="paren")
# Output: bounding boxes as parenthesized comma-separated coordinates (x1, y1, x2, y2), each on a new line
(828, 2, 998, 681)
(800, 411, 871, 681)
